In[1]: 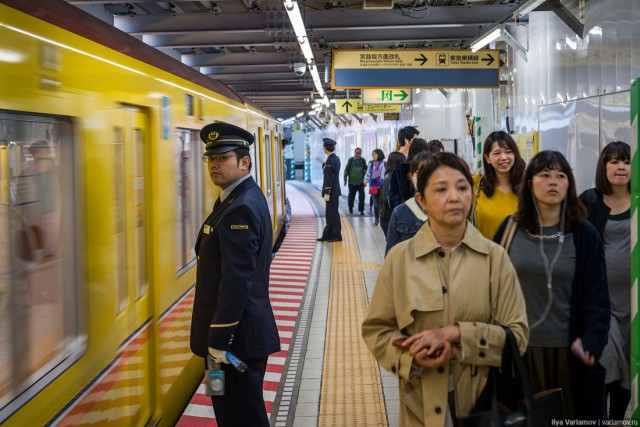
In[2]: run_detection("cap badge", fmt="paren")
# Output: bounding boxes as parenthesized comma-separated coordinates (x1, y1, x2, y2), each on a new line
(207, 131, 220, 142)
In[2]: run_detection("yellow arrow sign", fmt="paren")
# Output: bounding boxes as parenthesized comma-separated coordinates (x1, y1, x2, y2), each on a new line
(333, 49, 499, 69)
(335, 99, 401, 114)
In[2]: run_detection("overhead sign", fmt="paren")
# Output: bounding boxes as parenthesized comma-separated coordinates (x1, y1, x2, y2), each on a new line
(332, 49, 499, 89)
(383, 113, 399, 121)
(363, 89, 412, 104)
(335, 99, 400, 114)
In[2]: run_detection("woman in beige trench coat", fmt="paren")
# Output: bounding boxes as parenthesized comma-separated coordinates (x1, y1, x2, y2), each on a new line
(362, 152, 529, 427)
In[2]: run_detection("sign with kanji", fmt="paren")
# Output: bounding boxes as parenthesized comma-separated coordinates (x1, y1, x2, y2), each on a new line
(332, 49, 499, 89)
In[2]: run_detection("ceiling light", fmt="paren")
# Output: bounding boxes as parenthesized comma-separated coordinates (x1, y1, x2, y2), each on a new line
(283, 0, 325, 97)
(470, 27, 502, 52)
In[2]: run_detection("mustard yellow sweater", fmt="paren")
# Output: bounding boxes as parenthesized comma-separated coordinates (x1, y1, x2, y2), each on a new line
(472, 174, 519, 240)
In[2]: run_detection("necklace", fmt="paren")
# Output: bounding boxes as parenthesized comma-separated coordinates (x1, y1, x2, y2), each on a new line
(524, 229, 563, 239)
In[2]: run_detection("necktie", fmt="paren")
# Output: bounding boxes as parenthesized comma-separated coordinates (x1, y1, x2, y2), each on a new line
(214, 197, 221, 209)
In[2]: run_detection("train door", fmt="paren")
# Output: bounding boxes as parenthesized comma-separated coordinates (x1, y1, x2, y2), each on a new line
(0, 113, 82, 424)
(116, 105, 155, 425)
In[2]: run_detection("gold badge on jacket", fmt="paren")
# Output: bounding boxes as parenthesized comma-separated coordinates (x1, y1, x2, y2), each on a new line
(204, 224, 212, 234)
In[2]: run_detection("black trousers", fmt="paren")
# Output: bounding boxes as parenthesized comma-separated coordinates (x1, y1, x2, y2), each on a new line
(321, 198, 342, 239)
(347, 183, 365, 212)
(209, 357, 269, 427)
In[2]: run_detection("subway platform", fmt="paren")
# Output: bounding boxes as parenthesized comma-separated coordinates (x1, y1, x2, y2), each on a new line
(178, 181, 398, 426)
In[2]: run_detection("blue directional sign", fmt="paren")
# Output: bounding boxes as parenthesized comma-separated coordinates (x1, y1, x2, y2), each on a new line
(332, 49, 499, 89)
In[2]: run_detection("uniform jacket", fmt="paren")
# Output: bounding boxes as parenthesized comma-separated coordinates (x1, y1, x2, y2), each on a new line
(190, 176, 280, 360)
(362, 222, 529, 427)
(322, 153, 341, 198)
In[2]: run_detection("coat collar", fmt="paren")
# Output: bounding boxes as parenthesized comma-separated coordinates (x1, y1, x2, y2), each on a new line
(412, 220, 491, 258)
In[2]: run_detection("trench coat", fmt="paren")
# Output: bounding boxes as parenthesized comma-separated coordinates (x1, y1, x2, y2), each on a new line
(362, 221, 529, 427)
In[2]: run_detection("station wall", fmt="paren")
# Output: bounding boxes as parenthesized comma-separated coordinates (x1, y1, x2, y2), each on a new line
(302, 0, 638, 188)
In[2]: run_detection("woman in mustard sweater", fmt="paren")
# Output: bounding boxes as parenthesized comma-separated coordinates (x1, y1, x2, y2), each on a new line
(472, 131, 526, 239)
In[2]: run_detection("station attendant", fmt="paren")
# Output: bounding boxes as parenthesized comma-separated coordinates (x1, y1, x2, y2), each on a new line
(190, 122, 280, 427)
(318, 138, 342, 242)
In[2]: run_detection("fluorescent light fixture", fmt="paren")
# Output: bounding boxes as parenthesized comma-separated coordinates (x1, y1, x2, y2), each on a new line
(513, 0, 547, 19)
(296, 112, 304, 118)
(470, 27, 502, 52)
(283, 0, 325, 98)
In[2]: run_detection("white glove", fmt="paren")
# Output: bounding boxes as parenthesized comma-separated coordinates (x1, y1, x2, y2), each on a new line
(323, 194, 330, 202)
(208, 347, 229, 364)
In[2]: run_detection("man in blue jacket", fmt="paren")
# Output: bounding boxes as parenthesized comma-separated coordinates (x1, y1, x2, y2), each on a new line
(190, 122, 280, 427)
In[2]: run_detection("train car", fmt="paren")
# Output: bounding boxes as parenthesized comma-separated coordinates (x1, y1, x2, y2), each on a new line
(0, 1, 286, 425)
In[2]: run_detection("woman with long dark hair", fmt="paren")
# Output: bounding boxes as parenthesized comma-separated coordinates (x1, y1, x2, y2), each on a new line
(494, 150, 610, 420)
(473, 131, 526, 239)
(579, 141, 631, 420)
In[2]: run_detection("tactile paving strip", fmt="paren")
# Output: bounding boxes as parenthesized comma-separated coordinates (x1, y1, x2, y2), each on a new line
(318, 216, 388, 426)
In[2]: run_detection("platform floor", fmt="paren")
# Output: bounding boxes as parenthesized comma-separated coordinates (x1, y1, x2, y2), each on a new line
(178, 181, 397, 426)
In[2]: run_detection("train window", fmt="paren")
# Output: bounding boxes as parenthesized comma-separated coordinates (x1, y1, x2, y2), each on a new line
(264, 133, 272, 196)
(113, 127, 128, 314)
(0, 113, 82, 418)
(274, 135, 281, 189)
(133, 129, 147, 299)
(185, 94, 194, 117)
(175, 129, 203, 274)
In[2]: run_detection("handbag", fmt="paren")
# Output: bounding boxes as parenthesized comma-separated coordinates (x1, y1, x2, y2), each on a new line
(369, 185, 378, 195)
(457, 327, 565, 427)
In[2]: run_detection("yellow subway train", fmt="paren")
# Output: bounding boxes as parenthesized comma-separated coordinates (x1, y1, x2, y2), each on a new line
(0, 1, 286, 425)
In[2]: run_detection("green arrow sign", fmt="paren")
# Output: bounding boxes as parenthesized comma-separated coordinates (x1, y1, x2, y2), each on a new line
(362, 88, 412, 105)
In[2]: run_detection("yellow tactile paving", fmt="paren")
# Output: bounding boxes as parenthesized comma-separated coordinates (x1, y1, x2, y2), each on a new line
(318, 214, 388, 427)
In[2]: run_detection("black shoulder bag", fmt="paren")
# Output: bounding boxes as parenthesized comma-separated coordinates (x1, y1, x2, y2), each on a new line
(457, 327, 565, 427)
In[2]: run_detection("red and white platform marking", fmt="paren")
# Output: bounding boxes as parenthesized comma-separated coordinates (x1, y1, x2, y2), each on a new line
(178, 184, 316, 426)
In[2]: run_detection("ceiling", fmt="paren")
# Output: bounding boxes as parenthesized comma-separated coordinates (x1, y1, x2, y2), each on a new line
(67, 0, 525, 119)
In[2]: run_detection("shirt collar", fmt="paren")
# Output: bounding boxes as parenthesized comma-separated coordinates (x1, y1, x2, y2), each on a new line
(220, 173, 251, 202)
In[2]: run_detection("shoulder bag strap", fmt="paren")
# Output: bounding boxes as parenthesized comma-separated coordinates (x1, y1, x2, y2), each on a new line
(499, 216, 517, 252)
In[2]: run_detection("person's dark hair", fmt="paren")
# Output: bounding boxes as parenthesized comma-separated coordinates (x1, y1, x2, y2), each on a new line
(372, 148, 385, 162)
(516, 150, 586, 234)
(398, 126, 419, 147)
(416, 152, 473, 197)
(427, 139, 444, 152)
(595, 141, 631, 195)
(384, 151, 406, 177)
(479, 131, 526, 198)
(409, 150, 436, 176)
(325, 144, 335, 153)
(406, 138, 428, 163)
(233, 148, 252, 172)
(355, 147, 362, 153)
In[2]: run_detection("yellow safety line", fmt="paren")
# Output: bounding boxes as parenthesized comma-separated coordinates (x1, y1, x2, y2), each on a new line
(318, 214, 388, 426)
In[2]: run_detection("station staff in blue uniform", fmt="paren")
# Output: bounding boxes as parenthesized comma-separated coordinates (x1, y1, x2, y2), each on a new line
(190, 122, 280, 427)
(318, 138, 342, 242)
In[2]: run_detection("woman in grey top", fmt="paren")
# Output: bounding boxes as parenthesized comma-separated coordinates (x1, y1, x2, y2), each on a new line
(579, 141, 631, 420)
(494, 151, 610, 420)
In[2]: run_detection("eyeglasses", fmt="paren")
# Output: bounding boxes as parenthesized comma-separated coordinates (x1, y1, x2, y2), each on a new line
(202, 154, 237, 164)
